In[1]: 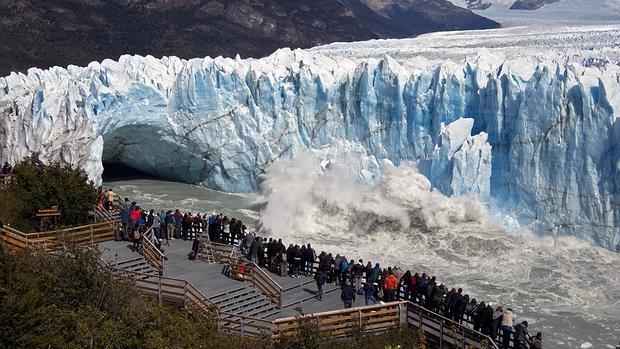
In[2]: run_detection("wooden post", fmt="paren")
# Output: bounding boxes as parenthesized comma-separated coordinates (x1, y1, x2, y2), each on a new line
(439, 319, 444, 349)
(183, 283, 188, 308)
(157, 277, 162, 303)
(240, 318, 245, 337)
(90, 225, 94, 246)
(358, 309, 362, 329)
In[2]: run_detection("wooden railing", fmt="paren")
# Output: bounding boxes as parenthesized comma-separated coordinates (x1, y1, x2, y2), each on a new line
(229, 258, 283, 308)
(272, 301, 405, 339)
(202, 242, 237, 263)
(141, 227, 165, 276)
(406, 302, 500, 349)
(0, 221, 116, 252)
(271, 301, 499, 348)
(218, 312, 273, 338)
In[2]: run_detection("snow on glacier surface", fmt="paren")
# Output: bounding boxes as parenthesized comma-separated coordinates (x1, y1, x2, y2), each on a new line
(1, 25, 620, 251)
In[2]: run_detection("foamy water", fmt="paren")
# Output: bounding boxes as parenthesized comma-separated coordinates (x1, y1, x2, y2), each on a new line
(106, 156, 620, 348)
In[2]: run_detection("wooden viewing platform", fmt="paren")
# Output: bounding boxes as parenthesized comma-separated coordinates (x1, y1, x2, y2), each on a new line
(1, 204, 514, 348)
(97, 238, 505, 348)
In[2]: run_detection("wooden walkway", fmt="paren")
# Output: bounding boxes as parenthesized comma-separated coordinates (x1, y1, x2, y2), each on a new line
(98, 239, 355, 315)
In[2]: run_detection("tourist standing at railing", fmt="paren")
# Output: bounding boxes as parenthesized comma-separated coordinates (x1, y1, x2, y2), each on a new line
(530, 332, 543, 349)
(500, 308, 515, 349)
(173, 209, 183, 239)
(425, 276, 437, 310)
(158, 211, 166, 240)
(165, 211, 174, 240)
(492, 306, 504, 341)
(257, 237, 266, 267)
(303, 244, 315, 276)
(417, 273, 429, 305)
(513, 320, 528, 349)
(363, 278, 378, 306)
(353, 259, 364, 294)
(121, 199, 131, 240)
(151, 210, 161, 239)
(384, 271, 398, 302)
(472, 300, 485, 332)
(338, 258, 348, 286)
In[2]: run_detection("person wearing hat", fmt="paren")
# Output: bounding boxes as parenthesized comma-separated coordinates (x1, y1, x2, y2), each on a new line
(530, 332, 543, 349)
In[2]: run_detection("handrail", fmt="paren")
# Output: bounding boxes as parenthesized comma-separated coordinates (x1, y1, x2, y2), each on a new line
(141, 227, 165, 276)
(406, 302, 500, 349)
(1, 221, 116, 251)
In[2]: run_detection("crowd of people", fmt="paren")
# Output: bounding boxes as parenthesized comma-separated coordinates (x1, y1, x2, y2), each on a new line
(104, 195, 542, 349)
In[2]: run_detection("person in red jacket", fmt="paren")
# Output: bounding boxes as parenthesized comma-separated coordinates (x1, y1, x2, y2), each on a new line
(384, 272, 398, 302)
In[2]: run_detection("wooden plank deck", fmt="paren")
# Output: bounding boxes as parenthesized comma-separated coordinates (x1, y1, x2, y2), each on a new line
(97, 239, 369, 316)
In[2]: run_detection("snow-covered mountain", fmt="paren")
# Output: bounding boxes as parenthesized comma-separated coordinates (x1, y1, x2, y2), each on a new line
(1, 25, 619, 250)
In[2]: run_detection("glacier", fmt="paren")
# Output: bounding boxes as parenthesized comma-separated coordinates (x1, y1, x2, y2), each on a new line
(1, 25, 620, 250)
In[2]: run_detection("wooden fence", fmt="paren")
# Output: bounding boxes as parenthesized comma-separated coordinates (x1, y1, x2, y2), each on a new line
(0, 221, 116, 252)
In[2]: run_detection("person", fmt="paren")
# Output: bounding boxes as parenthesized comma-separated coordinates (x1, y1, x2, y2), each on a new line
(341, 284, 356, 308)
(530, 332, 544, 349)
(121, 199, 131, 240)
(432, 284, 447, 313)
(339, 257, 349, 286)
(384, 272, 398, 302)
(425, 276, 437, 310)
(221, 216, 230, 244)
(315, 270, 326, 301)
(105, 188, 115, 210)
(304, 244, 315, 276)
(165, 211, 174, 240)
(492, 306, 504, 341)
(249, 236, 260, 263)
(181, 213, 191, 241)
(500, 308, 514, 349)
(409, 273, 419, 303)
(444, 288, 457, 317)
(453, 289, 466, 322)
(363, 278, 377, 306)
(151, 210, 161, 239)
(513, 320, 528, 349)
(279, 244, 288, 277)
(2, 161, 12, 174)
(353, 259, 364, 294)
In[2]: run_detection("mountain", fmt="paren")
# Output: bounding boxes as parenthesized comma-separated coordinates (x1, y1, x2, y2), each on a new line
(2, 24, 619, 249)
(0, 0, 498, 75)
(449, 0, 558, 10)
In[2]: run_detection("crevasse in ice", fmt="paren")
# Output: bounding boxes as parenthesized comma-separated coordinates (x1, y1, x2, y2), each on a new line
(1, 47, 619, 249)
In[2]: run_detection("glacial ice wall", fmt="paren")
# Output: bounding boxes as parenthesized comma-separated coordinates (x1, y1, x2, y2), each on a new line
(1, 47, 619, 249)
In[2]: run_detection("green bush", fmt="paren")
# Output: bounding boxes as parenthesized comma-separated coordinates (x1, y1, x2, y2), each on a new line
(0, 242, 265, 348)
(0, 155, 98, 231)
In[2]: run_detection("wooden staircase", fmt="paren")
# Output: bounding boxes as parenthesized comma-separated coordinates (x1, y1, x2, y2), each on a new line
(211, 285, 280, 320)
(110, 257, 159, 276)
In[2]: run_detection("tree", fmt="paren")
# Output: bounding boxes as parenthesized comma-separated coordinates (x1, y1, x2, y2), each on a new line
(0, 155, 98, 231)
